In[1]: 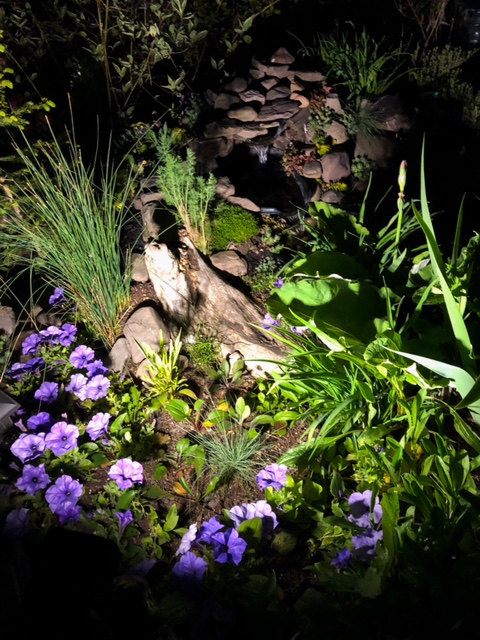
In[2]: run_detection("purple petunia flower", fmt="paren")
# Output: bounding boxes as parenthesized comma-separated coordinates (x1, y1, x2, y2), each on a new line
(45, 422, 79, 456)
(7, 357, 46, 380)
(34, 381, 59, 405)
(58, 504, 82, 525)
(172, 551, 208, 587)
(108, 458, 144, 490)
(115, 510, 134, 534)
(69, 345, 95, 369)
(351, 528, 383, 562)
(59, 323, 77, 347)
(11, 432, 46, 463)
(39, 326, 63, 345)
(4, 507, 30, 537)
(27, 411, 53, 432)
(25, 357, 46, 374)
(65, 373, 88, 400)
(86, 412, 111, 441)
(274, 278, 284, 288)
(85, 360, 108, 378)
(16, 463, 51, 495)
(290, 326, 309, 336)
(5, 362, 30, 380)
(22, 333, 42, 356)
(45, 474, 83, 515)
(211, 528, 247, 565)
(176, 523, 198, 556)
(331, 547, 352, 570)
(256, 463, 289, 491)
(262, 313, 281, 330)
(84, 374, 110, 400)
(197, 516, 224, 545)
(229, 500, 278, 537)
(49, 287, 66, 306)
(348, 490, 382, 529)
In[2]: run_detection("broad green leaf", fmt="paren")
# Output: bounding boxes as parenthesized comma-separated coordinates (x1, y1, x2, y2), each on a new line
(164, 504, 179, 531)
(116, 489, 136, 510)
(384, 347, 480, 424)
(166, 398, 190, 421)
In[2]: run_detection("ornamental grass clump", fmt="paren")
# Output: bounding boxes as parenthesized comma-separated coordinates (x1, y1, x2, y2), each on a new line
(0, 129, 141, 347)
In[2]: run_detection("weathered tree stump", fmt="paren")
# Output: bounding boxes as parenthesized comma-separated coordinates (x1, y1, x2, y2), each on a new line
(144, 231, 286, 376)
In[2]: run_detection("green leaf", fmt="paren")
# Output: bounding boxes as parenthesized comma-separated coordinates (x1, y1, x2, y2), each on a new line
(164, 504, 179, 531)
(154, 464, 168, 481)
(381, 489, 399, 571)
(116, 489, 136, 510)
(204, 476, 220, 497)
(237, 516, 263, 546)
(143, 486, 168, 499)
(166, 399, 190, 421)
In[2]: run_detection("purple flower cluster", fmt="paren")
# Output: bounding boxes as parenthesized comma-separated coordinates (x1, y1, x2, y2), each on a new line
(6, 357, 45, 380)
(262, 313, 282, 330)
(22, 323, 77, 355)
(173, 512, 250, 588)
(229, 500, 279, 538)
(331, 489, 383, 570)
(45, 474, 83, 523)
(256, 463, 289, 491)
(65, 345, 110, 401)
(108, 458, 144, 489)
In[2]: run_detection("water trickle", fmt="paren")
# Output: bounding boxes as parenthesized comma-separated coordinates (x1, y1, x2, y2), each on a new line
(249, 144, 269, 164)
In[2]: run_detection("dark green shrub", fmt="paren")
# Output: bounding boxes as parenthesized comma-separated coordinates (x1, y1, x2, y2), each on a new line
(211, 202, 259, 251)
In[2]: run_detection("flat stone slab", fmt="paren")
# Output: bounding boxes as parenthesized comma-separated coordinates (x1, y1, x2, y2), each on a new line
(257, 99, 300, 121)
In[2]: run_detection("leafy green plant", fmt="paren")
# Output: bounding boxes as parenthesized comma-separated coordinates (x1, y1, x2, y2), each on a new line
(136, 331, 196, 405)
(0, 30, 55, 130)
(0, 129, 140, 347)
(339, 102, 384, 137)
(298, 24, 408, 108)
(211, 201, 259, 251)
(243, 257, 279, 294)
(351, 155, 378, 182)
(409, 44, 480, 130)
(154, 126, 217, 253)
(185, 324, 220, 369)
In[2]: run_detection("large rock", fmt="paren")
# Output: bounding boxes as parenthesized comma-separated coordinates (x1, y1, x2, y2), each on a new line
(257, 99, 300, 122)
(238, 89, 266, 104)
(227, 196, 261, 212)
(325, 121, 349, 145)
(214, 92, 241, 110)
(321, 152, 351, 183)
(190, 137, 234, 174)
(105, 337, 131, 373)
(210, 250, 248, 276)
(204, 120, 269, 140)
(270, 47, 295, 65)
(354, 133, 396, 169)
(227, 105, 258, 122)
(123, 306, 170, 364)
(131, 253, 150, 283)
(224, 77, 248, 92)
(302, 160, 323, 179)
(265, 85, 291, 101)
(0, 306, 16, 336)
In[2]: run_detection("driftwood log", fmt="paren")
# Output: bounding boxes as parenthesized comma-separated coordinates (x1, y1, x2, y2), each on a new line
(144, 231, 286, 377)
